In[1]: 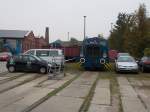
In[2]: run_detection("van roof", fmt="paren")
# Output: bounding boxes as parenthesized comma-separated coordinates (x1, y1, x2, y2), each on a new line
(28, 49, 62, 51)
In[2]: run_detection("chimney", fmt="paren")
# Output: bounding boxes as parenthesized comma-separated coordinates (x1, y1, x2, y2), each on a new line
(45, 27, 49, 45)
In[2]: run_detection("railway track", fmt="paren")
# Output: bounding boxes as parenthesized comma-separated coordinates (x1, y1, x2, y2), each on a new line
(0, 71, 8, 77)
(0, 73, 43, 94)
(25, 72, 97, 112)
(0, 72, 78, 112)
(0, 72, 27, 84)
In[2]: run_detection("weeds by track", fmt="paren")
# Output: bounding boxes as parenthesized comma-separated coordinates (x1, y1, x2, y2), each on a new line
(127, 77, 148, 111)
(79, 73, 99, 112)
(79, 71, 123, 112)
(0, 74, 42, 94)
(21, 73, 80, 112)
(0, 73, 26, 84)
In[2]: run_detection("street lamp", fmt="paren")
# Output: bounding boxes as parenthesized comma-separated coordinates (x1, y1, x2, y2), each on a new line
(82, 16, 87, 56)
(83, 16, 86, 40)
(68, 32, 70, 41)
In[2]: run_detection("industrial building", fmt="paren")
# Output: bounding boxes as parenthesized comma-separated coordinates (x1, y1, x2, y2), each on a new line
(0, 27, 49, 54)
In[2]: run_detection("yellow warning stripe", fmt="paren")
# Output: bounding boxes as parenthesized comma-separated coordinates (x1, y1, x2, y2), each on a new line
(104, 63, 113, 71)
(76, 61, 113, 71)
(106, 63, 113, 70)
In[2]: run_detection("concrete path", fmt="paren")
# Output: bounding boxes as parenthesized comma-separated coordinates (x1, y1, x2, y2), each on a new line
(31, 72, 98, 112)
(129, 78, 150, 112)
(0, 72, 24, 82)
(0, 73, 74, 112)
(0, 74, 46, 109)
(135, 88, 150, 112)
(0, 62, 7, 73)
(118, 77, 148, 112)
(88, 79, 111, 112)
(0, 73, 38, 93)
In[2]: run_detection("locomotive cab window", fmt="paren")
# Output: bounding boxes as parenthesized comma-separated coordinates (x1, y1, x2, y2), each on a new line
(85, 46, 102, 57)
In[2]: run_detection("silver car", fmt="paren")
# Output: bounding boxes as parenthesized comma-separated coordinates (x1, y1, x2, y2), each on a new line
(115, 56, 139, 73)
(24, 49, 65, 70)
(117, 53, 130, 59)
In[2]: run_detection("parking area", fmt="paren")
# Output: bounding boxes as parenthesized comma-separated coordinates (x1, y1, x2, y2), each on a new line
(0, 62, 7, 73)
(0, 62, 150, 112)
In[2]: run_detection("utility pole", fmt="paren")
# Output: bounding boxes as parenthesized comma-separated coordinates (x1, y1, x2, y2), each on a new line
(68, 32, 70, 41)
(82, 16, 87, 57)
(83, 16, 86, 40)
(111, 23, 113, 32)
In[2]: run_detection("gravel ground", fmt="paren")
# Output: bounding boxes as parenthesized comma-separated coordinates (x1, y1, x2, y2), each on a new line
(0, 62, 7, 73)
(0, 62, 150, 112)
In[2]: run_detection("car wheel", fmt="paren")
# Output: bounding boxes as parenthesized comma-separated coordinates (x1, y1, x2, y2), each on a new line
(116, 71, 119, 74)
(39, 67, 47, 74)
(8, 66, 15, 72)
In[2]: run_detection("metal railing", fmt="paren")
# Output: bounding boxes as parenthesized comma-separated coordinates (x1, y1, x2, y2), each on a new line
(48, 58, 64, 79)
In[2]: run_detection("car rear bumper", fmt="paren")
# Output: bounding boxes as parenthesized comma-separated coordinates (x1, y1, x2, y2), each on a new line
(117, 68, 138, 73)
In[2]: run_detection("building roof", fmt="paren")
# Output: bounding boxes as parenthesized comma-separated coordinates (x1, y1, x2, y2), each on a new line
(61, 41, 82, 47)
(51, 39, 82, 47)
(0, 30, 30, 38)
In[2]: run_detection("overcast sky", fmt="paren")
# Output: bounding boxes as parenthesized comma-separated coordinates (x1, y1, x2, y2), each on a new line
(0, 0, 150, 42)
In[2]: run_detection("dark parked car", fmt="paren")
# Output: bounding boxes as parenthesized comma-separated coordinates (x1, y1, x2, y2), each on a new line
(139, 56, 150, 72)
(0, 52, 12, 61)
(6, 54, 51, 74)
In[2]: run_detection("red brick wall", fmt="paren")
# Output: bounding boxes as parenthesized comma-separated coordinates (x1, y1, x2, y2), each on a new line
(35, 37, 47, 49)
(39, 37, 47, 48)
(22, 31, 36, 52)
(22, 32, 47, 53)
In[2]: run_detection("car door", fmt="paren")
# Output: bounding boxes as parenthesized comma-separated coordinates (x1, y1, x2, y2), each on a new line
(28, 55, 39, 72)
(15, 55, 26, 71)
(139, 57, 145, 68)
(22, 55, 30, 71)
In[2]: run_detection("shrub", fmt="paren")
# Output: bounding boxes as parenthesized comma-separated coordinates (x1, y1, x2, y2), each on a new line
(144, 48, 150, 56)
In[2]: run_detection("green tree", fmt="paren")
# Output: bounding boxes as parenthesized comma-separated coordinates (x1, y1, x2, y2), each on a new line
(69, 37, 79, 46)
(144, 48, 150, 56)
(109, 13, 131, 51)
(135, 4, 149, 57)
(109, 4, 150, 57)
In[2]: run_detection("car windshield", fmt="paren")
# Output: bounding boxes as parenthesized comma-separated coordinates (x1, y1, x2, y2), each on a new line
(118, 53, 129, 57)
(36, 50, 58, 57)
(117, 56, 135, 62)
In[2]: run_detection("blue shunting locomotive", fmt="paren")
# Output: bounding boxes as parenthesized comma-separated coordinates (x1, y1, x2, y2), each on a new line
(80, 37, 109, 70)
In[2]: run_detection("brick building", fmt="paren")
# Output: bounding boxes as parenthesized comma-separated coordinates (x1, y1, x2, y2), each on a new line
(22, 31, 36, 52)
(35, 36, 47, 49)
(0, 29, 48, 53)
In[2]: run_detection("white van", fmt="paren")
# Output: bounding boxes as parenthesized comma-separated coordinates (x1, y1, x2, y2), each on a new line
(24, 49, 65, 69)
